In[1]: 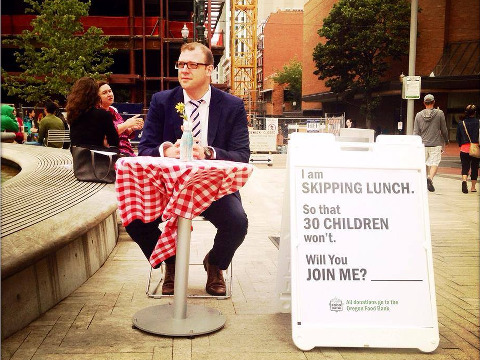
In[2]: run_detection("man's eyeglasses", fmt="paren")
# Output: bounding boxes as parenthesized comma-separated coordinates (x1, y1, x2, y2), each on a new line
(175, 61, 210, 70)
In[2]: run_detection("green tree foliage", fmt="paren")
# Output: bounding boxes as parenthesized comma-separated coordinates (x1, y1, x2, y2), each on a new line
(312, 0, 410, 127)
(1, 0, 115, 104)
(272, 59, 302, 108)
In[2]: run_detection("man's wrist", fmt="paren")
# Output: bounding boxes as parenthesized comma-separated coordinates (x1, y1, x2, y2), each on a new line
(203, 146, 214, 160)
(160, 142, 174, 157)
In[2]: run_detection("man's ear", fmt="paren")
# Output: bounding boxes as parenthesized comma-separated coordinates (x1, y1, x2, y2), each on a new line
(206, 65, 213, 77)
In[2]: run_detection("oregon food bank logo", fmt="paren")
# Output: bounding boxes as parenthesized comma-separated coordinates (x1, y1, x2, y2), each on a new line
(329, 298, 343, 312)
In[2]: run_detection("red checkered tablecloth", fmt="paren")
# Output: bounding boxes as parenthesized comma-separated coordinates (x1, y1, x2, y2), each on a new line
(115, 156, 254, 268)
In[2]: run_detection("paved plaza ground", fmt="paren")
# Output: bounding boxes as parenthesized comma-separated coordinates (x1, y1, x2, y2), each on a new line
(2, 150, 479, 360)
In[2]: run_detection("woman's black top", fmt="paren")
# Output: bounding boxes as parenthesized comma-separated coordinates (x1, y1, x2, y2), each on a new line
(456, 117, 480, 146)
(70, 107, 119, 147)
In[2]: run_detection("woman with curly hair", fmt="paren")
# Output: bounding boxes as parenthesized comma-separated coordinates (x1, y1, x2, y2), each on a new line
(66, 77, 119, 148)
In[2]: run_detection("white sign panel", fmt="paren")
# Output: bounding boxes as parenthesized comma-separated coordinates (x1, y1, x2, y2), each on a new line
(402, 76, 421, 99)
(306, 120, 321, 133)
(294, 167, 431, 327)
(249, 129, 276, 152)
(279, 133, 438, 352)
(265, 117, 278, 133)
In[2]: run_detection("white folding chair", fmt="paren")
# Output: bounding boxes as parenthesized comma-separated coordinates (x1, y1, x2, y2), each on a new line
(45, 129, 70, 148)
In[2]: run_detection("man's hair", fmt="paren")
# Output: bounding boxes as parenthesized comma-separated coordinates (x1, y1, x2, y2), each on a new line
(465, 104, 477, 117)
(45, 100, 58, 114)
(180, 42, 214, 65)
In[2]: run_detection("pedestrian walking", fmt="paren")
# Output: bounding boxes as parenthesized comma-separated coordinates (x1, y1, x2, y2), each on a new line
(414, 94, 449, 192)
(456, 104, 479, 193)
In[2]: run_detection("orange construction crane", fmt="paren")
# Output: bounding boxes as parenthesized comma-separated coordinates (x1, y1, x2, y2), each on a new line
(230, 0, 257, 111)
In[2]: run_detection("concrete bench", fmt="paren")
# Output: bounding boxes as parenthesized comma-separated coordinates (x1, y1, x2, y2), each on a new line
(1, 132, 16, 143)
(1, 143, 119, 339)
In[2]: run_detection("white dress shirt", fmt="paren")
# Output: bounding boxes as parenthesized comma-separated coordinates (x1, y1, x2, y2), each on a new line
(183, 87, 211, 147)
(159, 86, 216, 158)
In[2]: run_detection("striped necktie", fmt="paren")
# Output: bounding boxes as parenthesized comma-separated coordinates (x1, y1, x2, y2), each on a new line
(190, 99, 204, 138)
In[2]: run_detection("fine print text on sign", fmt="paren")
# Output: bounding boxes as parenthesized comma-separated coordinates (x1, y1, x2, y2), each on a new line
(249, 129, 277, 152)
(294, 166, 433, 328)
(402, 76, 421, 99)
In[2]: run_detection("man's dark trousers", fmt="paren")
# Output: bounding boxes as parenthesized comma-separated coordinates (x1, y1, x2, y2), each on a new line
(125, 192, 248, 270)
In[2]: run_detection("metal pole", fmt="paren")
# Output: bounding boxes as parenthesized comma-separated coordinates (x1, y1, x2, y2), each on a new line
(129, 0, 136, 102)
(248, 91, 251, 121)
(173, 216, 192, 320)
(142, 0, 147, 108)
(160, 0, 164, 91)
(196, 0, 205, 44)
(406, 0, 418, 135)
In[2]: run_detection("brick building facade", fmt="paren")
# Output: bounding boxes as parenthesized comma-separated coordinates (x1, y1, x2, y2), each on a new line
(258, 9, 303, 116)
(262, 10, 303, 78)
(302, 0, 480, 137)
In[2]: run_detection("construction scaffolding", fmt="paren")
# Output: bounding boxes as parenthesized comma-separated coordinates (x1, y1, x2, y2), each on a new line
(230, 0, 257, 109)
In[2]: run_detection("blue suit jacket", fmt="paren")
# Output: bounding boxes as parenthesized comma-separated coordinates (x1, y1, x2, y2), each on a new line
(139, 86, 250, 163)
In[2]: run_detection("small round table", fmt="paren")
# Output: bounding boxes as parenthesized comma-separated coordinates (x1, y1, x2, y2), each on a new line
(115, 157, 254, 336)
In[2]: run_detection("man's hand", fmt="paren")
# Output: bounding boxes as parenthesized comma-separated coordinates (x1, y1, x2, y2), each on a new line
(164, 141, 180, 158)
(193, 142, 206, 160)
(164, 138, 206, 160)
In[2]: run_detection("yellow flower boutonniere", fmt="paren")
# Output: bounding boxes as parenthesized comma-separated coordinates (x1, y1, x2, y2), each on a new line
(175, 102, 187, 121)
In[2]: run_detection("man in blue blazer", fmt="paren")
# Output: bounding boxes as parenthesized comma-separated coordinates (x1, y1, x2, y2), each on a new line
(127, 42, 250, 296)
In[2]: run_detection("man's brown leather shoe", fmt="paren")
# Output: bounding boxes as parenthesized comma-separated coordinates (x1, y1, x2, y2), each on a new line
(203, 253, 226, 296)
(162, 262, 175, 295)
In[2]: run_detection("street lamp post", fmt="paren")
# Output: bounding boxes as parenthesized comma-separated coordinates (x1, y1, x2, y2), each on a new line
(406, 0, 418, 135)
(195, 0, 206, 44)
(204, 27, 209, 46)
(399, 72, 405, 134)
(181, 24, 189, 43)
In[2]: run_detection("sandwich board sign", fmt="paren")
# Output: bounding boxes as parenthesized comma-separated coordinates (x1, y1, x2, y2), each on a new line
(276, 133, 439, 352)
(248, 129, 277, 152)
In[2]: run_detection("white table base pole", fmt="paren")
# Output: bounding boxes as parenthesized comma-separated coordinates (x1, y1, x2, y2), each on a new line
(132, 216, 226, 336)
(173, 216, 191, 319)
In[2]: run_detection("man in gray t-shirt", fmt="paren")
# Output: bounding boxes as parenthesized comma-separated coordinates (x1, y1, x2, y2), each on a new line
(413, 94, 449, 192)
